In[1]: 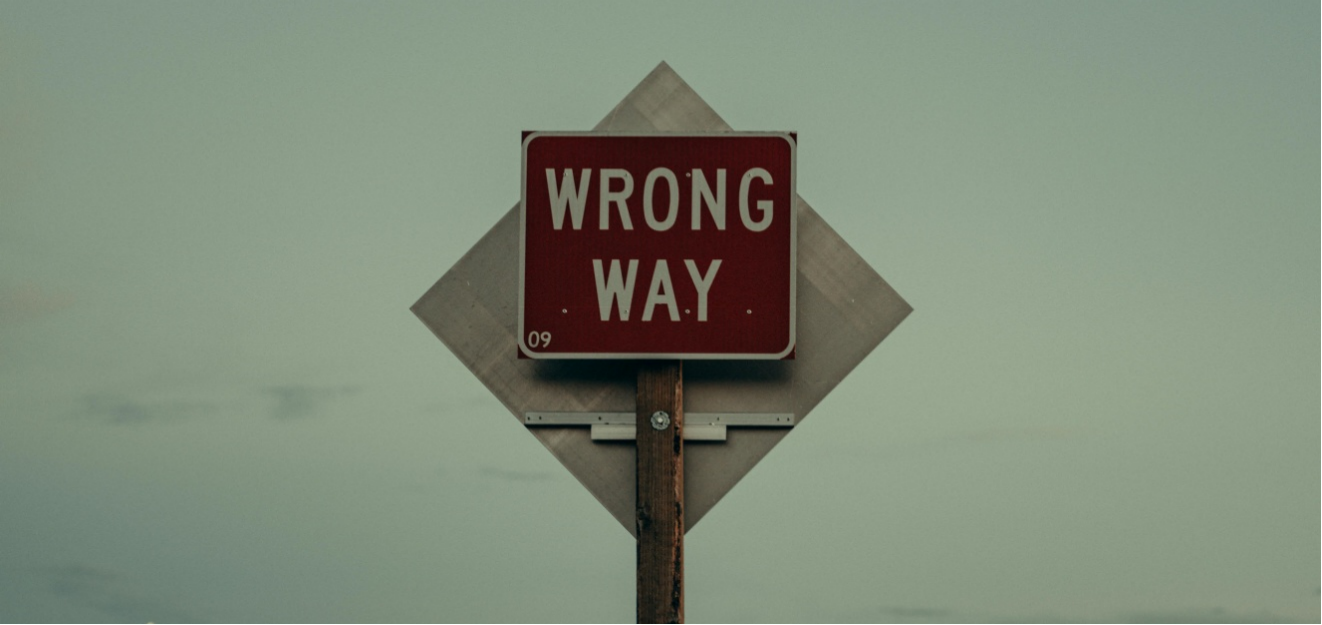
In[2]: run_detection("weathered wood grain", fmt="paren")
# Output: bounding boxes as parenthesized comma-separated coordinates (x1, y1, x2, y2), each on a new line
(636, 361, 683, 623)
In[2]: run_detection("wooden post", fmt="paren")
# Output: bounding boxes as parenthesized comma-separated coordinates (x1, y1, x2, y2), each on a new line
(636, 360, 683, 624)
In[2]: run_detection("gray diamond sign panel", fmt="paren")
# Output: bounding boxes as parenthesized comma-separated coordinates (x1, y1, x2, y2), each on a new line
(412, 62, 910, 535)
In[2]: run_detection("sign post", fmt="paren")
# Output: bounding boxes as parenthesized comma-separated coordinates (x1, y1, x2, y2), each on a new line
(635, 361, 683, 623)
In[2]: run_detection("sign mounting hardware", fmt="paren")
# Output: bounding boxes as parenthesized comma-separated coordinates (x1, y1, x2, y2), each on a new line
(524, 411, 795, 442)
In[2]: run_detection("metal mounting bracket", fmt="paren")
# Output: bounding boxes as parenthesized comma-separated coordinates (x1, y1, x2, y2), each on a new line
(524, 412, 795, 442)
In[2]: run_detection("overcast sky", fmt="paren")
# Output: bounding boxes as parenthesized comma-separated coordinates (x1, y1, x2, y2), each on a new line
(1, 2, 1317, 623)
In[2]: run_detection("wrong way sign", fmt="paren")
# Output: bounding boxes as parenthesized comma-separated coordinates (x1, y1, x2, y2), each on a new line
(520, 132, 796, 359)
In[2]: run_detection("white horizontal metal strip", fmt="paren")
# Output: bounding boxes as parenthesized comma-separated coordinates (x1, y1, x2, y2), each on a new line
(589, 424, 729, 442)
(525, 412, 794, 443)
(525, 412, 795, 426)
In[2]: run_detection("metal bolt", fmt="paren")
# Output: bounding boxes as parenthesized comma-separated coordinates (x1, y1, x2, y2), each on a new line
(649, 411, 670, 430)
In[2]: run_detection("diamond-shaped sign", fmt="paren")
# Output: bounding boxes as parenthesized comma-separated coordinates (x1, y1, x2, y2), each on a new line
(412, 62, 910, 535)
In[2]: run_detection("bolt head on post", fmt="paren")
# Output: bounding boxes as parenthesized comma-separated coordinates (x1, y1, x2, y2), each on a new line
(649, 411, 671, 431)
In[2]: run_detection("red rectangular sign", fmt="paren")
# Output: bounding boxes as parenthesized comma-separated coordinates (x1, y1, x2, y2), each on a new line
(519, 132, 796, 359)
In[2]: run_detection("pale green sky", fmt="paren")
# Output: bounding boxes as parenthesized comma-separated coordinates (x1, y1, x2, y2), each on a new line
(0, 2, 1317, 623)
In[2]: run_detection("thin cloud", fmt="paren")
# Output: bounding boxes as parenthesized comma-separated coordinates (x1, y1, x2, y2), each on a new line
(75, 392, 215, 426)
(262, 384, 359, 420)
(935, 425, 1082, 444)
(875, 606, 954, 620)
(1120, 608, 1297, 624)
(0, 283, 73, 326)
(420, 394, 496, 413)
(831, 605, 967, 624)
(40, 563, 201, 623)
(851, 425, 1090, 463)
(478, 466, 555, 482)
(45, 563, 118, 598)
(836, 605, 1303, 624)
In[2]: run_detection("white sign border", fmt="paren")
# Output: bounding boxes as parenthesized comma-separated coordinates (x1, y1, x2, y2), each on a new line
(517, 131, 797, 360)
